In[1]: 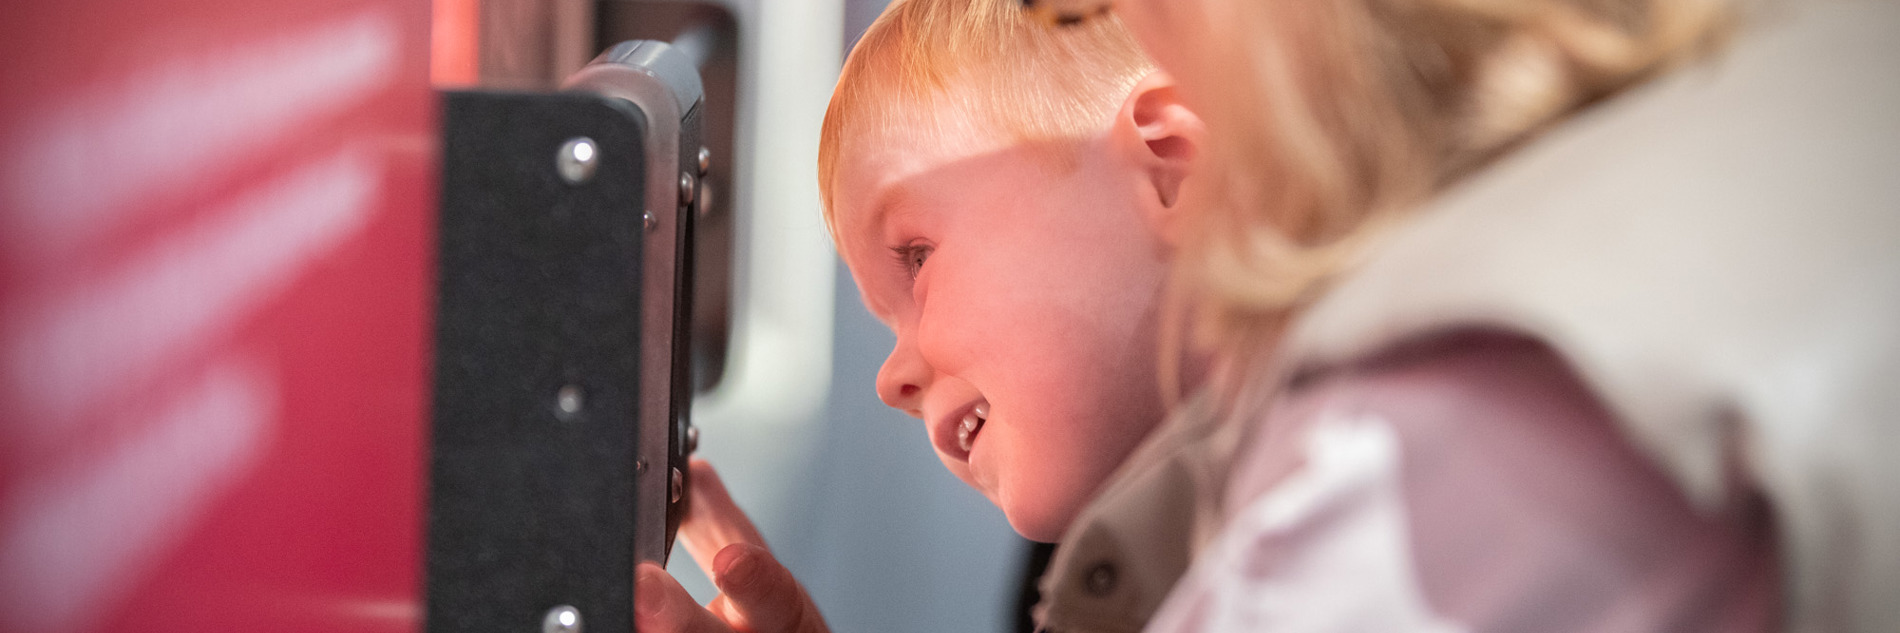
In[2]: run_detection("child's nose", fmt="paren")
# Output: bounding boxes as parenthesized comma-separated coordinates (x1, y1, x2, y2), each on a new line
(876, 341, 928, 418)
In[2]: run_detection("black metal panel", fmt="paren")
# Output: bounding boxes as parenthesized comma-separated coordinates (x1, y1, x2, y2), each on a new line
(663, 100, 703, 554)
(427, 90, 647, 633)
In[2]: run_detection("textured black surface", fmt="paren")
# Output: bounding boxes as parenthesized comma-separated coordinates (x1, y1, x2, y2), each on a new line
(427, 90, 646, 633)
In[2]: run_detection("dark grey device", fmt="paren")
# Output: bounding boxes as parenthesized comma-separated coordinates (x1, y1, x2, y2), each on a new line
(425, 38, 706, 633)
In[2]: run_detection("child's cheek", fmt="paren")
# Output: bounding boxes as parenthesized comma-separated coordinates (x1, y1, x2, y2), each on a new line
(912, 274, 989, 373)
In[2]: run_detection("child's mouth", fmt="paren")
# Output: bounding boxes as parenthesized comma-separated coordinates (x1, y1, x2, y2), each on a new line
(956, 402, 989, 453)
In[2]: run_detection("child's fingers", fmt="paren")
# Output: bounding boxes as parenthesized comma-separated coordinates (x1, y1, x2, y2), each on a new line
(678, 457, 769, 580)
(635, 563, 735, 633)
(676, 460, 827, 632)
(710, 543, 826, 633)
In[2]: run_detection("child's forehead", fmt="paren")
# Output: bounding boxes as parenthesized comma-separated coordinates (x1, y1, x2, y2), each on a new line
(835, 113, 1015, 207)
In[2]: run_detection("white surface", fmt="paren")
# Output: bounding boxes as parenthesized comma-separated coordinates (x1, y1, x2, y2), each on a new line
(689, 0, 844, 536)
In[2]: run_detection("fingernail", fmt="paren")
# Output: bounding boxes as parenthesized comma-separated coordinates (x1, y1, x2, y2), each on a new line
(714, 545, 759, 591)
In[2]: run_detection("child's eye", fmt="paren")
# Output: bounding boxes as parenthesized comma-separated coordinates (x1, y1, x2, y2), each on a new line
(891, 243, 933, 280)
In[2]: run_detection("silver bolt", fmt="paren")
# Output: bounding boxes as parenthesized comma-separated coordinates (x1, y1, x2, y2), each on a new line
(669, 467, 684, 503)
(685, 425, 700, 455)
(697, 146, 712, 174)
(635, 458, 648, 474)
(642, 210, 658, 232)
(557, 138, 598, 184)
(543, 605, 583, 633)
(555, 385, 583, 421)
(678, 172, 696, 206)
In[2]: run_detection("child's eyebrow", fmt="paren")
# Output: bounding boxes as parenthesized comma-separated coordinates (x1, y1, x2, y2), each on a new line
(859, 192, 929, 328)
(861, 183, 915, 233)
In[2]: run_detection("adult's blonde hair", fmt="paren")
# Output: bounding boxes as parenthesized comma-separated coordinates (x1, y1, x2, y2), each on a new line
(817, 0, 1153, 233)
(1147, 0, 1736, 366)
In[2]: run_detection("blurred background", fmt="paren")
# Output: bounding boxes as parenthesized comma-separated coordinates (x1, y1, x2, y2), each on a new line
(0, 0, 1026, 631)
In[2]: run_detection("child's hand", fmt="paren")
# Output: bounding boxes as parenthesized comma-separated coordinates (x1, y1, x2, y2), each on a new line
(635, 458, 830, 633)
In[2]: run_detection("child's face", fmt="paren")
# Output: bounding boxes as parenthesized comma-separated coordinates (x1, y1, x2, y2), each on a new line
(833, 108, 1169, 541)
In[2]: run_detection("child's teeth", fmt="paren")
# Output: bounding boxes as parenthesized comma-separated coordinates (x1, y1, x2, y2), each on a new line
(973, 402, 989, 418)
(958, 411, 984, 452)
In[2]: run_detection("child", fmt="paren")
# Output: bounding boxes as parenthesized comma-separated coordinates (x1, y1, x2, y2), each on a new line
(633, 0, 1208, 631)
(1060, 0, 1895, 631)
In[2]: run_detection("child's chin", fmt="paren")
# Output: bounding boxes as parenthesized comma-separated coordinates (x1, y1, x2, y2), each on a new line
(1003, 502, 1076, 544)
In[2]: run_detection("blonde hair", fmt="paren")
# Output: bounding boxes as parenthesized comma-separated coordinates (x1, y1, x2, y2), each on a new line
(817, 0, 1153, 234)
(1153, 0, 1736, 373)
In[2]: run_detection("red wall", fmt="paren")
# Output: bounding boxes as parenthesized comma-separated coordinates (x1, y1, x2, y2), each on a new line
(0, 0, 436, 631)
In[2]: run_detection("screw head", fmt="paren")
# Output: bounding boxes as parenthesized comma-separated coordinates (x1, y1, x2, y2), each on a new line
(543, 605, 583, 633)
(685, 425, 700, 455)
(697, 146, 712, 174)
(678, 171, 697, 206)
(557, 138, 598, 184)
(669, 467, 684, 503)
(635, 458, 649, 474)
(555, 385, 583, 421)
(642, 210, 658, 232)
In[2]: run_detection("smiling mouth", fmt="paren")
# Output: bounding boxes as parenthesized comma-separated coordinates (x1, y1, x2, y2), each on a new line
(956, 402, 989, 453)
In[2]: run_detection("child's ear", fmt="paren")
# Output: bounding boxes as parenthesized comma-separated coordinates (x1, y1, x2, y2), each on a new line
(1115, 70, 1204, 247)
